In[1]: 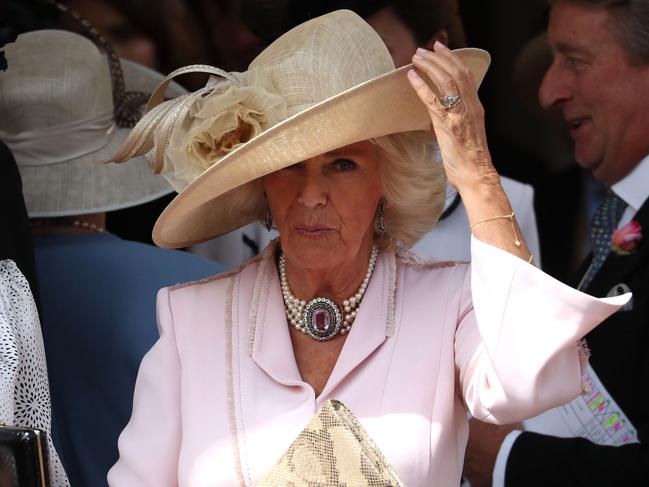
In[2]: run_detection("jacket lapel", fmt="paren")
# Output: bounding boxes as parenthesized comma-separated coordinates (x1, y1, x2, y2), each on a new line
(317, 250, 396, 402)
(585, 197, 649, 297)
(249, 243, 303, 386)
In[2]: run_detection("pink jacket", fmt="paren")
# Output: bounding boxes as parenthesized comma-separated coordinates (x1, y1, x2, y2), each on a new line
(108, 238, 627, 486)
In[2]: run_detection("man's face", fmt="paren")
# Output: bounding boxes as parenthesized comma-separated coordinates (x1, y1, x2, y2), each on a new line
(539, 1, 649, 184)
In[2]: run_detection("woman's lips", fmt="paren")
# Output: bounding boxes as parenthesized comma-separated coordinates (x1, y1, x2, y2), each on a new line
(294, 225, 334, 238)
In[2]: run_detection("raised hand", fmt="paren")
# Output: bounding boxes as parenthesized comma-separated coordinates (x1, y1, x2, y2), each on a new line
(407, 41, 497, 192)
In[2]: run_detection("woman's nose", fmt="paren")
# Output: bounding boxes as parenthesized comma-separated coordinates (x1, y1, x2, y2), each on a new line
(297, 168, 328, 208)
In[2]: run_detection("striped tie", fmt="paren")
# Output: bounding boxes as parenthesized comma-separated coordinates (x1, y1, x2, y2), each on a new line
(580, 190, 627, 290)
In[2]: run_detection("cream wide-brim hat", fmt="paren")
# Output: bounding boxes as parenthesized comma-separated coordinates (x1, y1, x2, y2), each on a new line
(110, 10, 490, 248)
(0, 30, 184, 217)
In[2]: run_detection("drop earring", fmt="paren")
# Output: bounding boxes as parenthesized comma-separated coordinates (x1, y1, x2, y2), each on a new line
(376, 198, 386, 235)
(264, 207, 273, 231)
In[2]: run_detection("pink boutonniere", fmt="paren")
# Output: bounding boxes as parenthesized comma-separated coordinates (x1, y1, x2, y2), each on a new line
(611, 220, 643, 255)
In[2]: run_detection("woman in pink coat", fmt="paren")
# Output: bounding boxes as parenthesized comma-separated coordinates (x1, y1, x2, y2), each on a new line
(107, 10, 627, 486)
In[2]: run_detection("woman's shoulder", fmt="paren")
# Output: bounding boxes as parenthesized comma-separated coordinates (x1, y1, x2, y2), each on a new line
(166, 239, 279, 297)
(168, 252, 264, 294)
(156, 244, 277, 330)
(394, 246, 467, 272)
(392, 247, 470, 308)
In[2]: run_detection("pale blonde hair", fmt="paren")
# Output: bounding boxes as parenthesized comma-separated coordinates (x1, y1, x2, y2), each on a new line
(234, 131, 446, 248)
(372, 131, 446, 249)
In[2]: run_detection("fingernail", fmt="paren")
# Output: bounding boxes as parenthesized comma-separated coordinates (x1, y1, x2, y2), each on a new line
(434, 40, 447, 50)
(407, 69, 421, 81)
(416, 47, 429, 56)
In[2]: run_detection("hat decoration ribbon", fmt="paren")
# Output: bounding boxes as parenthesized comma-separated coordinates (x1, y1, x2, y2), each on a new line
(1, 107, 116, 166)
(108, 64, 287, 192)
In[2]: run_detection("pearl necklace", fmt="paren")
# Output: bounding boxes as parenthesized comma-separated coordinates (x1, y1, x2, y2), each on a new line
(31, 219, 106, 233)
(279, 246, 379, 341)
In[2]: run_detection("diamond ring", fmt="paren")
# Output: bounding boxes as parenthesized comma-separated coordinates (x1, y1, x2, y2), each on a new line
(440, 94, 462, 109)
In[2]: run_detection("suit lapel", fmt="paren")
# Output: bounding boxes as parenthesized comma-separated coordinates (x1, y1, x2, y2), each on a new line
(585, 197, 649, 297)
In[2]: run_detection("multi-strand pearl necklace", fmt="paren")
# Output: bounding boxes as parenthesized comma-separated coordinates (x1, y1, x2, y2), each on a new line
(279, 246, 379, 341)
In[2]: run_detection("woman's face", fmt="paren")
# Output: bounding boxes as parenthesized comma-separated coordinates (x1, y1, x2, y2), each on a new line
(263, 141, 382, 271)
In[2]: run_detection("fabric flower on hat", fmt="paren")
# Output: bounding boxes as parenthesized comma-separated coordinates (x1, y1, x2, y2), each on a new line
(611, 220, 643, 255)
(161, 83, 286, 192)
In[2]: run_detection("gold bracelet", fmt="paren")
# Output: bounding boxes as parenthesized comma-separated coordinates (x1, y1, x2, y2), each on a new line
(470, 211, 521, 247)
(469, 211, 515, 229)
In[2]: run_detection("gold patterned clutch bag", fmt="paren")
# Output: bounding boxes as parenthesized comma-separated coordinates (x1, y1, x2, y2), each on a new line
(260, 399, 403, 487)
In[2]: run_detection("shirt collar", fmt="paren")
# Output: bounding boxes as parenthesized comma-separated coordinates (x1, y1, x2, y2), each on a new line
(611, 153, 649, 213)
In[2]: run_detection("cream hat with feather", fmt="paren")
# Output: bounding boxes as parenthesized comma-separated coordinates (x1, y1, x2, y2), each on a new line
(109, 10, 490, 248)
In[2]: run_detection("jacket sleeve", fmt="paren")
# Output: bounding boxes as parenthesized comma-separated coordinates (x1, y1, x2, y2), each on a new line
(505, 431, 649, 486)
(108, 287, 181, 486)
(454, 237, 629, 424)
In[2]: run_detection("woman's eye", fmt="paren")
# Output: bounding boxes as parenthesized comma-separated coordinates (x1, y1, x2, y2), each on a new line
(332, 158, 358, 171)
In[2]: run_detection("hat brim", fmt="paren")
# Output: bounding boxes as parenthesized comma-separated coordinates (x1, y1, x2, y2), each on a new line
(153, 48, 490, 248)
(21, 59, 184, 217)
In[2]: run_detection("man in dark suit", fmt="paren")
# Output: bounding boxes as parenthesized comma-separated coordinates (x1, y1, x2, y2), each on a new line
(464, 0, 649, 485)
